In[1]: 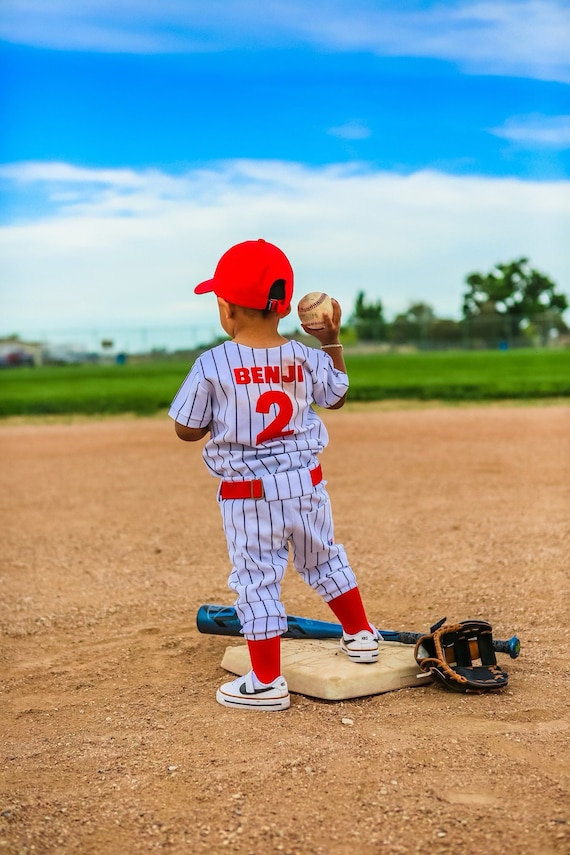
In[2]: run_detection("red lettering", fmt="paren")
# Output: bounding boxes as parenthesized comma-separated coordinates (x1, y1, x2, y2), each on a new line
(265, 365, 280, 383)
(234, 363, 305, 385)
(282, 365, 296, 383)
(234, 367, 251, 384)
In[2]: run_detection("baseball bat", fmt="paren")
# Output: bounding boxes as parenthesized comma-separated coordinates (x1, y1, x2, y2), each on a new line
(196, 603, 521, 659)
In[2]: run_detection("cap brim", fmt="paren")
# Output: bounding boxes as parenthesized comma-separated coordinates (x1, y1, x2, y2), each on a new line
(194, 278, 216, 295)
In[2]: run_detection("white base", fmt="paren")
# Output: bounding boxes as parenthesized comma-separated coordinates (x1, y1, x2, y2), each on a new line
(221, 639, 432, 700)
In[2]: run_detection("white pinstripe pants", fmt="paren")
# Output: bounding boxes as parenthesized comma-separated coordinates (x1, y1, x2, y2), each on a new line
(218, 483, 358, 639)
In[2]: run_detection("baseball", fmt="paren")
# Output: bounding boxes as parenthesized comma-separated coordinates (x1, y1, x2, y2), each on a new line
(297, 291, 334, 331)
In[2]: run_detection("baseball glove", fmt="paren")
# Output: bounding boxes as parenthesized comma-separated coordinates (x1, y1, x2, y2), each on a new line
(414, 619, 509, 693)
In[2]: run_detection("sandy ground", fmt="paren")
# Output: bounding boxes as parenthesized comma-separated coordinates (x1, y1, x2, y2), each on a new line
(1, 403, 569, 855)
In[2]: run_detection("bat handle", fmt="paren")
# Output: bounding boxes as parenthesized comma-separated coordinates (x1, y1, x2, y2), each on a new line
(493, 635, 521, 659)
(391, 631, 422, 646)
(388, 630, 521, 659)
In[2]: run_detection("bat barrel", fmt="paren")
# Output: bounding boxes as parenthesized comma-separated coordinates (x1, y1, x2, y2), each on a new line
(284, 614, 342, 639)
(196, 605, 242, 636)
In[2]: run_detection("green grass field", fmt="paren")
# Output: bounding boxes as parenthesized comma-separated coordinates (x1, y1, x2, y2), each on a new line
(0, 349, 568, 417)
(343, 348, 570, 401)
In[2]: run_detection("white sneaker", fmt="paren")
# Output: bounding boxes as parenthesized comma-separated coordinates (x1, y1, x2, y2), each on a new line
(216, 671, 290, 711)
(340, 627, 381, 663)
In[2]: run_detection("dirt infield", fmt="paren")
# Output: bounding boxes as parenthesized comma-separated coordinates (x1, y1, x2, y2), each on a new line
(1, 404, 569, 855)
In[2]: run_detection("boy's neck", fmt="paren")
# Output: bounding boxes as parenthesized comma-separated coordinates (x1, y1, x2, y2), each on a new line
(230, 312, 288, 348)
(233, 332, 288, 347)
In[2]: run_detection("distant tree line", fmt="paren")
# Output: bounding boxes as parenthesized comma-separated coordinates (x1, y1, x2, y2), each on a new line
(348, 258, 569, 349)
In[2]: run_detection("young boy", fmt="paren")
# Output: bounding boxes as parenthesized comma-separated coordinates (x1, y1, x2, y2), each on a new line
(169, 239, 379, 711)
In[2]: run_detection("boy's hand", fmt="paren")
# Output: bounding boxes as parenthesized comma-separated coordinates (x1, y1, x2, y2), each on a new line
(301, 298, 342, 347)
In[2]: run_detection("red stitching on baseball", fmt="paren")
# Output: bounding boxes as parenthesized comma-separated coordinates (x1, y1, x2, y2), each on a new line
(301, 294, 326, 312)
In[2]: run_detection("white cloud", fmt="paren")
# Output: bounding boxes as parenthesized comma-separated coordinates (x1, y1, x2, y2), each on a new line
(0, 161, 147, 186)
(1, 1, 569, 82)
(1, 159, 568, 348)
(327, 121, 372, 141)
(490, 114, 570, 148)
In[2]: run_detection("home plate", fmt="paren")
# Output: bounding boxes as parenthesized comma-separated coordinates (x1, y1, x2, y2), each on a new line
(221, 639, 432, 701)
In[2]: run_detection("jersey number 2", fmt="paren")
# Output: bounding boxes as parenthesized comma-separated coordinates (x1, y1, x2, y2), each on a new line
(256, 391, 294, 445)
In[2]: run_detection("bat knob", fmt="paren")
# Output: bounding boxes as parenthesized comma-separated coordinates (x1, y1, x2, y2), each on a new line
(507, 635, 521, 659)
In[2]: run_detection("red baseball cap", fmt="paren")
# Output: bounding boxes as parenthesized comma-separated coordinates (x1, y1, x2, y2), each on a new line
(194, 239, 294, 313)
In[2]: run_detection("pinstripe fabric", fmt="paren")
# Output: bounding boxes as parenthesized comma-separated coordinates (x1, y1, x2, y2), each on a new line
(169, 341, 348, 478)
(222, 486, 356, 638)
(169, 340, 356, 639)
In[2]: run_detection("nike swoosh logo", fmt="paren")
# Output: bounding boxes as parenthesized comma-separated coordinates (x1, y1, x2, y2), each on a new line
(239, 684, 281, 695)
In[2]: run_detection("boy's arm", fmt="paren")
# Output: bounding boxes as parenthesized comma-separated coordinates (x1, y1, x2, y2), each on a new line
(321, 344, 347, 409)
(174, 422, 210, 442)
(301, 298, 347, 409)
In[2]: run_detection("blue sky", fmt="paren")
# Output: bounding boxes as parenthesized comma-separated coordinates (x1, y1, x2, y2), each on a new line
(1, 0, 569, 351)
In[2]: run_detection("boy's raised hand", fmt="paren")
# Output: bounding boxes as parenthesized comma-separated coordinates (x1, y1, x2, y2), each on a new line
(302, 298, 342, 347)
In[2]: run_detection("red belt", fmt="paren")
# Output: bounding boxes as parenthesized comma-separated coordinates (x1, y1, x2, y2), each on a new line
(219, 465, 322, 500)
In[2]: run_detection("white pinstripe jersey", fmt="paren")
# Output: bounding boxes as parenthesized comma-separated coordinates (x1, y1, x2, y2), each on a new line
(169, 340, 349, 479)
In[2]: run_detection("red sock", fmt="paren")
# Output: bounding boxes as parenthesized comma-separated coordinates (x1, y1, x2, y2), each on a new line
(327, 588, 372, 635)
(247, 636, 281, 684)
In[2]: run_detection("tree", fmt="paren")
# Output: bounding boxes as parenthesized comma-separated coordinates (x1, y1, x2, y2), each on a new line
(462, 258, 568, 346)
(350, 291, 386, 341)
(430, 318, 463, 347)
(388, 302, 462, 348)
(388, 302, 435, 346)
